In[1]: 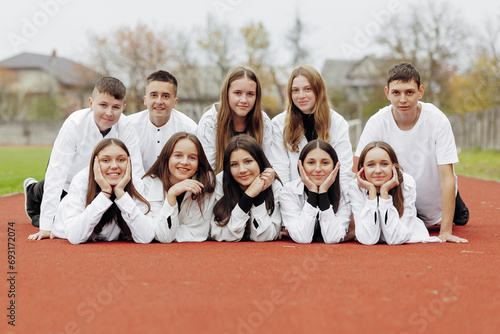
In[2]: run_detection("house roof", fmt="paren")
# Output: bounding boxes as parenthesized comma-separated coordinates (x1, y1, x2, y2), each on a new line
(321, 59, 357, 88)
(322, 56, 394, 88)
(0, 52, 102, 87)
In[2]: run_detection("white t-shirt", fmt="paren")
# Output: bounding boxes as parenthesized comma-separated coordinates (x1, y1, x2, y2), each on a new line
(128, 109, 197, 172)
(355, 102, 459, 226)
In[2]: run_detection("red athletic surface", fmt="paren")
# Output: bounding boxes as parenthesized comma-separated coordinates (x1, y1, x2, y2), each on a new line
(1, 176, 499, 334)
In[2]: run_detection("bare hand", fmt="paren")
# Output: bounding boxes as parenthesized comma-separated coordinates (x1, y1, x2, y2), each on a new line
(298, 160, 318, 193)
(28, 230, 55, 240)
(278, 226, 290, 239)
(356, 168, 375, 191)
(114, 159, 131, 199)
(167, 179, 204, 207)
(380, 165, 399, 197)
(245, 175, 266, 198)
(94, 157, 112, 194)
(438, 232, 468, 243)
(260, 168, 275, 192)
(318, 162, 340, 193)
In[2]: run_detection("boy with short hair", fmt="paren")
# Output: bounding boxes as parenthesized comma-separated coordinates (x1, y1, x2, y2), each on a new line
(25, 77, 144, 240)
(128, 70, 197, 172)
(354, 63, 469, 243)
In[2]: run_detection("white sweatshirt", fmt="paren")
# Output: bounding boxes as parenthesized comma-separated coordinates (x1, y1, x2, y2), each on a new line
(279, 179, 351, 244)
(143, 176, 215, 243)
(347, 172, 442, 245)
(210, 172, 282, 242)
(52, 167, 154, 244)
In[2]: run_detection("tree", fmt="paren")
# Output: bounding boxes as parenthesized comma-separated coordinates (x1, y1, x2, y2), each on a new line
(376, 1, 469, 111)
(240, 21, 284, 115)
(172, 30, 221, 122)
(87, 23, 172, 113)
(286, 11, 309, 67)
(241, 22, 270, 71)
(197, 15, 234, 82)
(450, 20, 500, 113)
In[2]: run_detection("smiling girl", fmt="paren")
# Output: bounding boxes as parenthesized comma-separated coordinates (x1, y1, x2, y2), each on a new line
(143, 132, 216, 243)
(272, 65, 353, 185)
(279, 140, 351, 244)
(349, 141, 441, 245)
(196, 66, 273, 173)
(50, 139, 154, 244)
(211, 135, 282, 242)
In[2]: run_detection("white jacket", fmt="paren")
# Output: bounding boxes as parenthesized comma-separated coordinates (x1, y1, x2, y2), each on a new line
(271, 109, 354, 186)
(40, 108, 144, 232)
(347, 172, 442, 245)
(143, 176, 215, 243)
(210, 172, 282, 242)
(128, 109, 197, 172)
(196, 104, 274, 171)
(279, 179, 351, 244)
(52, 167, 154, 244)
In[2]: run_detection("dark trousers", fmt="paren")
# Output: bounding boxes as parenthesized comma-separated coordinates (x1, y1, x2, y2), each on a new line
(453, 191, 469, 225)
(25, 179, 46, 219)
(26, 179, 67, 227)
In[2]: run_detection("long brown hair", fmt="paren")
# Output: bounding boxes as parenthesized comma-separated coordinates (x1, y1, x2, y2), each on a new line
(357, 141, 405, 217)
(283, 65, 331, 152)
(215, 66, 264, 173)
(213, 135, 281, 227)
(144, 132, 216, 209)
(298, 140, 341, 213)
(86, 138, 150, 238)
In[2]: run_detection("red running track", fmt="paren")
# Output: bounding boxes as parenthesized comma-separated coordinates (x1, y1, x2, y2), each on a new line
(1, 175, 499, 334)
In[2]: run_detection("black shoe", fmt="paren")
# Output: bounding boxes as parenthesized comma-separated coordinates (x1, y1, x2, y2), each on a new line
(23, 178, 38, 222)
(31, 215, 40, 228)
(454, 191, 469, 226)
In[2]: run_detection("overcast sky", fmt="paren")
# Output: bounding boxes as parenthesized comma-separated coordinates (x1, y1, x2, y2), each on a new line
(0, 0, 498, 70)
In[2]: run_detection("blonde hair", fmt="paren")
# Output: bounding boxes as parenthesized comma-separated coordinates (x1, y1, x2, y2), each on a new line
(215, 66, 264, 173)
(283, 65, 331, 152)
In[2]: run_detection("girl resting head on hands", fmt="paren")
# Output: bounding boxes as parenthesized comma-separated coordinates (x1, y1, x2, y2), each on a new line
(356, 141, 404, 210)
(279, 140, 351, 244)
(349, 141, 442, 245)
(211, 134, 282, 242)
(143, 132, 216, 243)
(51, 138, 154, 244)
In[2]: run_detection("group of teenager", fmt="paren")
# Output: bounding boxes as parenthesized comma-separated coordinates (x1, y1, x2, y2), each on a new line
(23, 62, 469, 245)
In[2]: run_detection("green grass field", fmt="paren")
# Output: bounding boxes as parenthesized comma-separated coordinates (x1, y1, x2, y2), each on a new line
(0, 147, 499, 196)
(454, 149, 500, 182)
(0, 146, 52, 196)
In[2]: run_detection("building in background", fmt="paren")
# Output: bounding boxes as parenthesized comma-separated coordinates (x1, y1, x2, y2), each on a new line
(0, 51, 102, 122)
